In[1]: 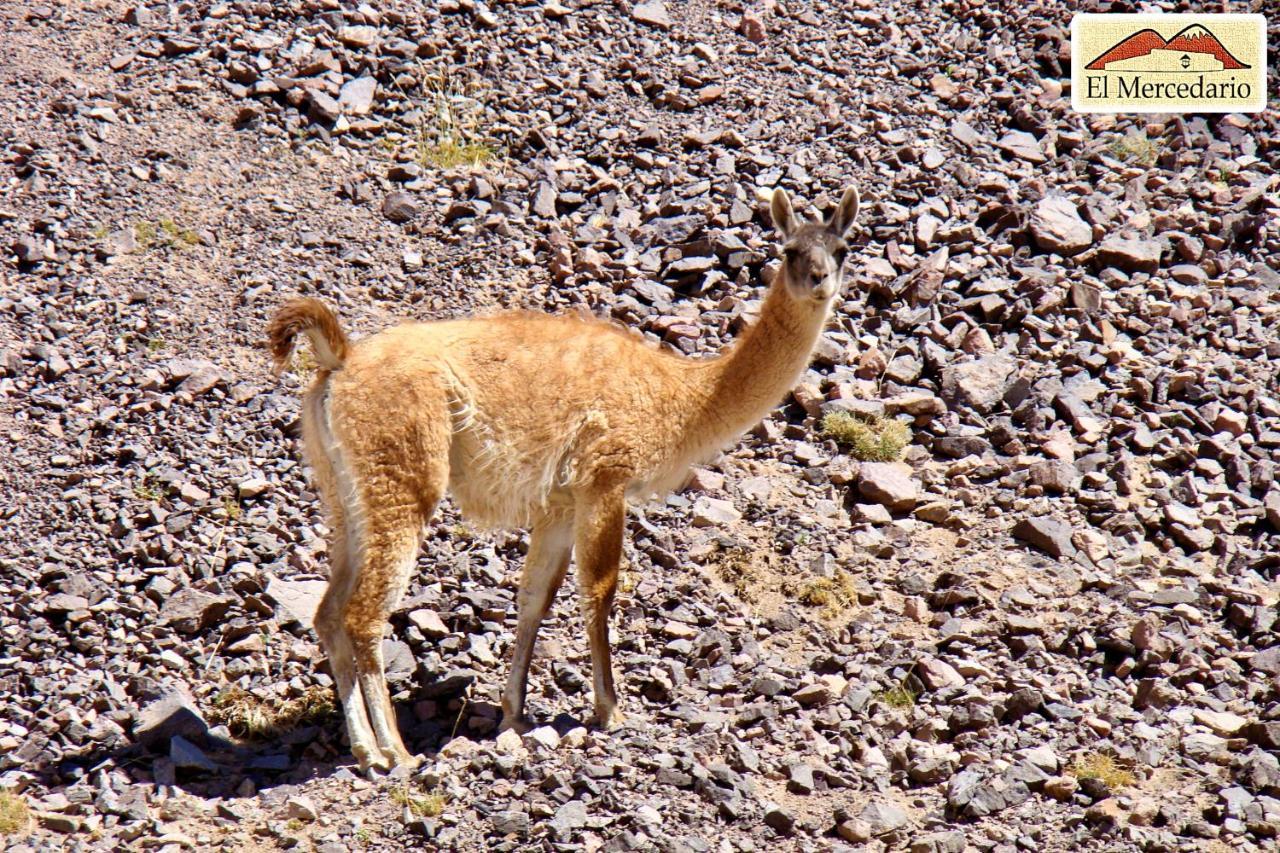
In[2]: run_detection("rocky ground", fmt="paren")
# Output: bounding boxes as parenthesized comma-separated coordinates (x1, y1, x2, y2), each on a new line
(2, 0, 1279, 850)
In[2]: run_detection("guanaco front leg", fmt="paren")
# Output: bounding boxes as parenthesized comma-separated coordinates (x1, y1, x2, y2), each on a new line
(574, 489, 627, 729)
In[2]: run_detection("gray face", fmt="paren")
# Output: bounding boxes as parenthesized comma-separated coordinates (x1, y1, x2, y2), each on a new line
(781, 223, 849, 303)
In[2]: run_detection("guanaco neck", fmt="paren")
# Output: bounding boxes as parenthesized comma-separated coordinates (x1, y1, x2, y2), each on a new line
(680, 275, 833, 452)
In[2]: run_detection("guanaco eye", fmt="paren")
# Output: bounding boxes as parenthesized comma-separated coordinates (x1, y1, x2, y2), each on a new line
(833, 247, 848, 266)
(784, 248, 799, 264)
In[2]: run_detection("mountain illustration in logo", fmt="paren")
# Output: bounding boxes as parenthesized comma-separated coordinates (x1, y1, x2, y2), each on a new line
(1086, 24, 1248, 72)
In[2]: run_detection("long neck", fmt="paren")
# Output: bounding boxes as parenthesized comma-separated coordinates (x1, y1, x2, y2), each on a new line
(682, 278, 831, 450)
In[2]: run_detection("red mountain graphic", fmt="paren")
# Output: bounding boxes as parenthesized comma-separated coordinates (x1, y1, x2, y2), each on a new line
(1086, 24, 1247, 70)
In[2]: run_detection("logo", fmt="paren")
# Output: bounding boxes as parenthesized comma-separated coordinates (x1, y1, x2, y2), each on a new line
(1072, 14, 1266, 113)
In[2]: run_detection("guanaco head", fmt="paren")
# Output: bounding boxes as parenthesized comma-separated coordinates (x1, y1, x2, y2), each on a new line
(770, 186, 859, 304)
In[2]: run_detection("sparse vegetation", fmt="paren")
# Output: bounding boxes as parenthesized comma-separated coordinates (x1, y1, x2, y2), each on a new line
(207, 685, 336, 740)
(715, 548, 764, 603)
(0, 790, 31, 837)
(390, 783, 446, 818)
(877, 683, 918, 709)
(146, 336, 166, 354)
(134, 217, 200, 250)
(1107, 132, 1160, 167)
(1070, 752, 1135, 790)
(417, 64, 497, 170)
(795, 569, 860, 619)
(875, 664, 919, 709)
(134, 473, 165, 502)
(821, 411, 910, 462)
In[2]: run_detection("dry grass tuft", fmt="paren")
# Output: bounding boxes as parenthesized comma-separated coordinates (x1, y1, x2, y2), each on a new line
(0, 791, 32, 837)
(208, 685, 336, 740)
(417, 64, 497, 170)
(795, 569, 859, 620)
(1107, 133, 1160, 167)
(714, 548, 764, 603)
(390, 783, 446, 818)
(1070, 752, 1135, 790)
(821, 411, 910, 462)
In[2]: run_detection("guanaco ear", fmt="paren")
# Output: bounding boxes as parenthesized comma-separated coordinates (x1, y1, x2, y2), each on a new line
(771, 188, 797, 239)
(828, 186, 860, 236)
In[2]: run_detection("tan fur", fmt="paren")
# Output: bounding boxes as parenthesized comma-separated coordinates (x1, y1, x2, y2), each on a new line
(269, 187, 860, 771)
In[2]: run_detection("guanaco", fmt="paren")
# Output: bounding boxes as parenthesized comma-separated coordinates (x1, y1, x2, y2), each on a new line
(267, 186, 860, 771)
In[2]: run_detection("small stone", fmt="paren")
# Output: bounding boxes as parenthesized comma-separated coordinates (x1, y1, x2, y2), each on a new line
(14, 236, 49, 263)
(408, 609, 449, 638)
(739, 10, 767, 43)
(692, 496, 741, 526)
(786, 762, 814, 794)
(338, 76, 377, 115)
(134, 691, 208, 748)
(550, 799, 588, 835)
(910, 831, 966, 853)
(237, 477, 271, 499)
(525, 726, 561, 750)
(170, 735, 216, 772)
(286, 796, 319, 822)
(382, 192, 420, 223)
(1030, 196, 1092, 255)
(494, 728, 525, 755)
(837, 819, 871, 843)
(1193, 709, 1248, 736)
(1044, 775, 1079, 801)
(1252, 647, 1280, 675)
(998, 130, 1046, 163)
(1169, 264, 1208, 285)
(916, 656, 965, 690)
(857, 463, 919, 512)
(1096, 237, 1162, 273)
(337, 25, 377, 48)
(1214, 408, 1247, 437)
(632, 1, 671, 29)
(860, 800, 909, 835)
(308, 91, 341, 123)
(762, 802, 794, 834)
(160, 588, 235, 635)
(793, 682, 831, 706)
(1029, 459, 1076, 493)
(531, 182, 557, 217)
(265, 576, 328, 631)
(940, 353, 1016, 414)
(1012, 516, 1076, 559)
(492, 810, 530, 835)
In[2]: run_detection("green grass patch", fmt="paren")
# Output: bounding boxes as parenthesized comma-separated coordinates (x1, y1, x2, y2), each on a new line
(876, 684, 917, 709)
(821, 411, 910, 462)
